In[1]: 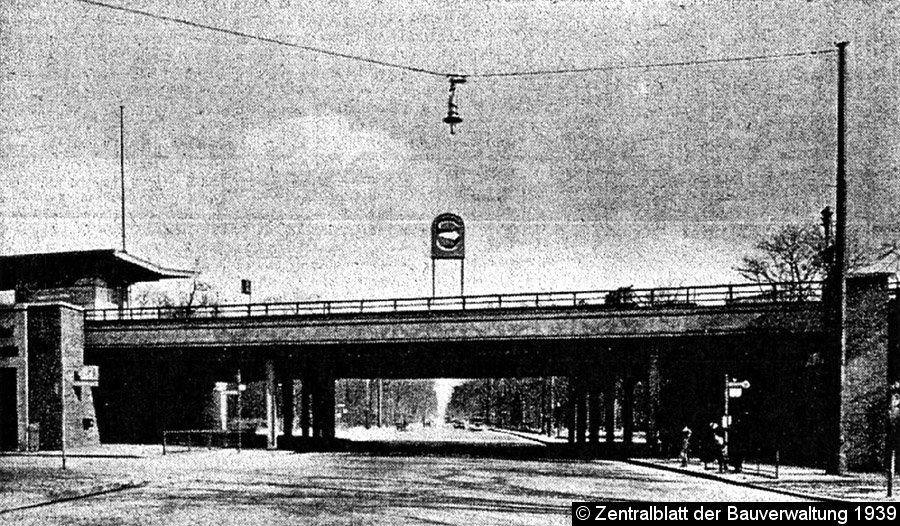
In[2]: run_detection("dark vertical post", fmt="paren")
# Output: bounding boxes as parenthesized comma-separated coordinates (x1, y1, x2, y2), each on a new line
(300, 375, 310, 438)
(280, 366, 294, 448)
(119, 105, 126, 252)
(265, 360, 276, 449)
(827, 41, 849, 476)
(622, 376, 634, 447)
(604, 374, 616, 443)
(588, 381, 601, 444)
(485, 379, 493, 426)
(364, 379, 371, 429)
(647, 352, 660, 454)
(575, 377, 587, 444)
(548, 376, 556, 437)
(325, 367, 336, 441)
(460, 259, 465, 296)
(311, 373, 322, 439)
(236, 369, 242, 453)
(566, 377, 576, 444)
(376, 379, 383, 428)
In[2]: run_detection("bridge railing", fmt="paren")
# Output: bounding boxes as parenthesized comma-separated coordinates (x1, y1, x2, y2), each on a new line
(85, 281, 823, 322)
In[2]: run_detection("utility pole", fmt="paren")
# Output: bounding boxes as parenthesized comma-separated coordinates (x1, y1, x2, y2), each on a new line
(826, 41, 849, 476)
(120, 105, 126, 252)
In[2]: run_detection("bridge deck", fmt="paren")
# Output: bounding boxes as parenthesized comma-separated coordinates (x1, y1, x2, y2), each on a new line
(84, 282, 825, 349)
(86, 281, 823, 322)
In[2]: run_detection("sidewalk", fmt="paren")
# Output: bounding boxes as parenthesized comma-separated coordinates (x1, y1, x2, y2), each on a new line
(0, 444, 174, 514)
(494, 428, 898, 502)
(631, 458, 898, 502)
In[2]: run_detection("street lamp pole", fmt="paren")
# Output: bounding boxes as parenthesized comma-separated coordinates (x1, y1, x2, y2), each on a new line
(826, 41, 849, 476)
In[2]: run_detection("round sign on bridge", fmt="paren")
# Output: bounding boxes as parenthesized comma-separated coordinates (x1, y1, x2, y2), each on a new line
(431, 213, 465, 259)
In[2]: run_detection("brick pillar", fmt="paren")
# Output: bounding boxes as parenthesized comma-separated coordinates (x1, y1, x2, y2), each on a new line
(842, 273, 892, 470)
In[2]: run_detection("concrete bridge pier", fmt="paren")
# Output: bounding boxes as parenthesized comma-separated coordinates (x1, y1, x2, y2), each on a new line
(300, 370, 310, 439)
(566, 377, 576, 444)
(278, 362, 294, 449)
(588, 379, 601, 445)
(265, 360, 277, 449)
(646, 350, 661, 455)
(304, 357, 336, 447)
(603, 372, 615, 444)
(622, 372, 636, 446)
(575, 374, 588, 444)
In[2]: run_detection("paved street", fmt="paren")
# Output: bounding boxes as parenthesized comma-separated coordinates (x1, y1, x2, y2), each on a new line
(1, 427, 805, 526)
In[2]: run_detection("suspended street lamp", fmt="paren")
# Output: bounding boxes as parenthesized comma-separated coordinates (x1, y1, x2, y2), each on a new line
(443, 76, 467, 134)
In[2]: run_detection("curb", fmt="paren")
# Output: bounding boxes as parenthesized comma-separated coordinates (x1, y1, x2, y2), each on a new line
(624, 459, 841, 502)
(0, 453, 149, 459)
(0, 480, 148, 515)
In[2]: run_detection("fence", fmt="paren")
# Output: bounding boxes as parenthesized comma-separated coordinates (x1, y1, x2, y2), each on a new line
(161, 429, 242, 455)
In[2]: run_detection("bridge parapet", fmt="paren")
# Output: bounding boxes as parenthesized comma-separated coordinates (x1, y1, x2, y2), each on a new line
(86, 281, 823, 322)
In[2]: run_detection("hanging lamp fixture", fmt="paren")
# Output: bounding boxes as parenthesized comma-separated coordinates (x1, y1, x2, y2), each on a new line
(443, 76, 467, 134)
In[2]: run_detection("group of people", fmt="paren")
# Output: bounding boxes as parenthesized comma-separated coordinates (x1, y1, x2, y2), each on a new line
(678, 421, 744, 473)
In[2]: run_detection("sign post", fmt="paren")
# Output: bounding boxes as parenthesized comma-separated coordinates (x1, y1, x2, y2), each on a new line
(723, 376, 750, 453)
(241, 279, 252, 305)
(430, 213, 465, 297)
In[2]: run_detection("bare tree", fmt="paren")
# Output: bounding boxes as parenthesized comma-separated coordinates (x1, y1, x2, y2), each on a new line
(132, 278, 217, 317)
(735, 222, 896, 298)
(735, 224, 829, 285)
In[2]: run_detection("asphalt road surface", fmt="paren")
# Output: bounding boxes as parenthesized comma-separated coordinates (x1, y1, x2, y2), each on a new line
(3, 427, 805, 525)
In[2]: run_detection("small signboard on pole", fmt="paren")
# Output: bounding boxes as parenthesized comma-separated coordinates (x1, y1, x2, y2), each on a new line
(430, 213, 466, 297)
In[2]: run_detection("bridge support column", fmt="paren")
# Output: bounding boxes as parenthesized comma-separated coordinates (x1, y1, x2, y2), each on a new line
(324, 367, 336, 441)
(279, 365, 294, 449)
(265, 360, 277, 449)
(647, 352, 660, 455)
(575, 376, 587, 444)
(622, 375, 635, 446)
(300, 372, 311, 439)
(603, 374, 615, 443)
(566, 378, 575, 444)
(588, 380, 601, 445)
(311, 371, 323, 439)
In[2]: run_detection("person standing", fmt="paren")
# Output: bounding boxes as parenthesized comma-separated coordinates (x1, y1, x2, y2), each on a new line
(679, 426, 692, 467)
(711, 423, 727, 473)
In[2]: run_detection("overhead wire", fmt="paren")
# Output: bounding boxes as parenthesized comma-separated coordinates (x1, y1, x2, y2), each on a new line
(72, 0, 448, 78)
(74, 0, 835, 81)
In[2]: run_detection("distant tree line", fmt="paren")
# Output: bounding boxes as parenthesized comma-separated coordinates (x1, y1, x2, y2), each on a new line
(447, 378, 569, 433)
(336, 379, 438, 428)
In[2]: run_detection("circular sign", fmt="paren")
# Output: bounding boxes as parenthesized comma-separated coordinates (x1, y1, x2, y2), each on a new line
(431, 213, 465, 259)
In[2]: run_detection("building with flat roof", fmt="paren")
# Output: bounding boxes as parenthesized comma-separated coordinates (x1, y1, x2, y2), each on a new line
(0, 249, 192, 451)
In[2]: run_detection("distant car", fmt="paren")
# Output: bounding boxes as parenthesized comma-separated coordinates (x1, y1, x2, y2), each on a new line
(467, 418, 485, 431)
(452, 420, 466, 430)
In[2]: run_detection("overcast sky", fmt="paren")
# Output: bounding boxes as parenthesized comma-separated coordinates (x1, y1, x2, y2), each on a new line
(1, 0, 898, 303)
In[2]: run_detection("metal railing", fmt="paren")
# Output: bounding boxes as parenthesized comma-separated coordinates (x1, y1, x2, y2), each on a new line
(162, 429, 242, 454)
(86, 281, 824, 322)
